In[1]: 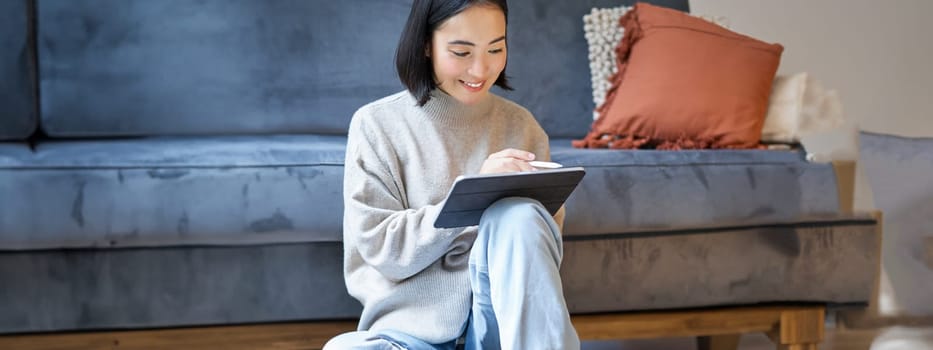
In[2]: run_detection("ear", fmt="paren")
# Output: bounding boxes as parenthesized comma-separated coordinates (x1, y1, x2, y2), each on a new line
(425, 42, 431, 57)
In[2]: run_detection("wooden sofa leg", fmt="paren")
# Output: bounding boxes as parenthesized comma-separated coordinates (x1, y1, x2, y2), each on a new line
(696, 334, 741, 350)
(768, 306, 825, 350)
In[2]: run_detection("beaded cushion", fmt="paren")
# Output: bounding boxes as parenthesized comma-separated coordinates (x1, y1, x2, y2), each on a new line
(583, 6, 730, 121)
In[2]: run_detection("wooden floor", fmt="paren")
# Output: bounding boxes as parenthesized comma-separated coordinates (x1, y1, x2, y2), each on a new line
(0, 305, 834, 350)
(0, 321, 358, 350)
(4, 303, 930, 350)
(1, 320, 927, 350)
(586, 326, 933, 350)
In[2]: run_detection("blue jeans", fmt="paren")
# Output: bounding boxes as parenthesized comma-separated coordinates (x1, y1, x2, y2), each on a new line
(324, 197, 580, 350)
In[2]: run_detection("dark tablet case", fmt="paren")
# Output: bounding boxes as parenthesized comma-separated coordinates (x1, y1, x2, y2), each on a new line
(434, 167, 586, 228)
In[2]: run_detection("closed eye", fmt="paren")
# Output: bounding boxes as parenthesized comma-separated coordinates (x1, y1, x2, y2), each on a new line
(450, 50, 469, 57)
(488, 48, 504, 54)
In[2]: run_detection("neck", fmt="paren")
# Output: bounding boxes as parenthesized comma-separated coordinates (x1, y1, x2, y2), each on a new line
(420, 90, 493, 128)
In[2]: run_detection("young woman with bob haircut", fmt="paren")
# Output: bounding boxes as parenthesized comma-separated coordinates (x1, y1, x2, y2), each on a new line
(325, 0, 579, 348)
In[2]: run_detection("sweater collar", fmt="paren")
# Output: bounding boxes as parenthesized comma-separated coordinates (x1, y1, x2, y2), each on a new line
(420, 89, 494, 128)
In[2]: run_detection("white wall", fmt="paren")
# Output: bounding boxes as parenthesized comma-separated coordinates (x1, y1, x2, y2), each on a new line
(690, 0, 933, 138)
(692, 0, 933, 319)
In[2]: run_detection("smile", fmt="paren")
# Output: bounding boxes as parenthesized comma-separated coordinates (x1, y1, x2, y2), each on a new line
(460, 80, 485, 91)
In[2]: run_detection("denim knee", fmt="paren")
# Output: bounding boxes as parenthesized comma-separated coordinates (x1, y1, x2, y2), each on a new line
(479, 197, 557, 244)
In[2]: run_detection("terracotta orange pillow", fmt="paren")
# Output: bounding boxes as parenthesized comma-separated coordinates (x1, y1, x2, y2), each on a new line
(573, 3, 784, 149)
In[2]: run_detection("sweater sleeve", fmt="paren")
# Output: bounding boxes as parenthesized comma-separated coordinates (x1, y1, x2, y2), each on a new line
(343, 111, 467, 282)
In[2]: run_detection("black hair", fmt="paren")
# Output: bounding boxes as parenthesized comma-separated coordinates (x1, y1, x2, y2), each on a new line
(396, 0, 512, 106)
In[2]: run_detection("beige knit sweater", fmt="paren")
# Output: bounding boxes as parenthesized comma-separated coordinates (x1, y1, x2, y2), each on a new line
(342, 89, 562, 343)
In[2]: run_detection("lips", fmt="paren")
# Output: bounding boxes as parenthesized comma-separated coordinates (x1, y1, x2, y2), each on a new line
(460, 80, 485, 92)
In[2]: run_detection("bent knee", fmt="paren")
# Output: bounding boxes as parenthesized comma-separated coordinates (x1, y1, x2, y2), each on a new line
(483, 197, 546, 222)
(480, 197, 558, 240)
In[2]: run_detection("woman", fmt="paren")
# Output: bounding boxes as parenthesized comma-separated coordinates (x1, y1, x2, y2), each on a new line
(325, 0, 579, 348)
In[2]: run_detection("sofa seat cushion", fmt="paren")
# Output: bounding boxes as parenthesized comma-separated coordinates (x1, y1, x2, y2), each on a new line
(0, 135, 347, 250)
(550, 139, 842, 235)
(2, 136, 845, 250)
(2, 135, 346, 168)
(0, 143, 33, 167)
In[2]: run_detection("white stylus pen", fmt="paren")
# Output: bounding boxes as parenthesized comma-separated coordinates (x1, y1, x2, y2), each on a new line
(528, 161, 563, 169)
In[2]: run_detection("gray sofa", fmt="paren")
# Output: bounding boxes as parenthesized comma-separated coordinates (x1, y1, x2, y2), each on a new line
(0, 0, 878, 335)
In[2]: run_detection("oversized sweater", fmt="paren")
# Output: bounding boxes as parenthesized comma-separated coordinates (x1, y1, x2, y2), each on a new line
(342, 90, 564, 343)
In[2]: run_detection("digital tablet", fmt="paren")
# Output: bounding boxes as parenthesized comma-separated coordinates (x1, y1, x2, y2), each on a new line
(433, 167, 586, 228)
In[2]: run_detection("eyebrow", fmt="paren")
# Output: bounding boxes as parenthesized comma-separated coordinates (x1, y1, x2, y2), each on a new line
(447, 36, 506, 46)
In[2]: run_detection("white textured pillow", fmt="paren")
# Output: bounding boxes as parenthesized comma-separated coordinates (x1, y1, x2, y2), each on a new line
(761, 73, 808, 143)
(583, 6, 629, 120)
(584, 8, 731, 120)
(762, 72, 857, 162)
(762, 72, 846, 144)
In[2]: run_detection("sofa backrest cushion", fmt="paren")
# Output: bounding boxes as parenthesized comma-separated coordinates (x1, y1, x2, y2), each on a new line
(0, 0, 37, 140)
(38, 0, 688, 138)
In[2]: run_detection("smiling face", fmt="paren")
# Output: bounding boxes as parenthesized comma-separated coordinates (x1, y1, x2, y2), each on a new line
(429, 4, 507, 105)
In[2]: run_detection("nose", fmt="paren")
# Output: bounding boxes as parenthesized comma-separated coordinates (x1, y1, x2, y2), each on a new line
(468, 56, 488, 78)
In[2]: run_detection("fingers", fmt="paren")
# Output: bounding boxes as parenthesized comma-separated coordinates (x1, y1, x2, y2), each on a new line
(514, 159, 536, 172)
(479, 149, 539, 174)
(487, 148, 535, 161)
(479, 156, 536, 174)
